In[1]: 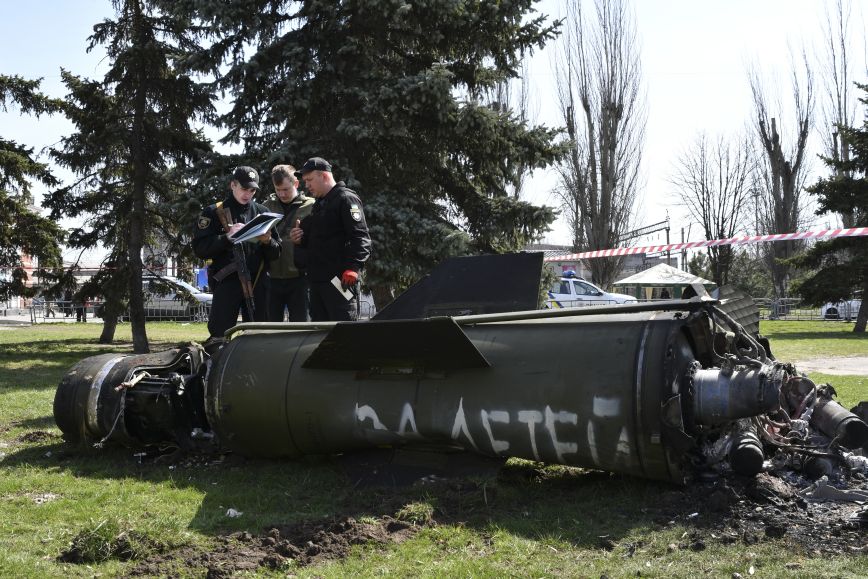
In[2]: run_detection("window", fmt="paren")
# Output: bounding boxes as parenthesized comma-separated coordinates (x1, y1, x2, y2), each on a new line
(575, 281, 600, 296)
(551, 280, 571, 295)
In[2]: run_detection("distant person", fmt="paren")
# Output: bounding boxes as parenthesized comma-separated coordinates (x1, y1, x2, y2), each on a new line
(192, 166, 281, 340)
(74, 294, 87, 322)
(264, 165, 315, 322)
(63, 289, 73, 317)
(289, 157, 371, 321)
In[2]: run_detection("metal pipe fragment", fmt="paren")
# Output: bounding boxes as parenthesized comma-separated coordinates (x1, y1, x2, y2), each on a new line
(729, 427, 764, 476)
(691, 366, 781, 425)
(811, 398, 868, 450)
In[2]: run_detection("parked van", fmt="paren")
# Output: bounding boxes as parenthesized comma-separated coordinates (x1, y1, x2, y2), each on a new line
(142, 276, 212, 321)
(99, 276, 213, 321)
(546, 274, 637, 308)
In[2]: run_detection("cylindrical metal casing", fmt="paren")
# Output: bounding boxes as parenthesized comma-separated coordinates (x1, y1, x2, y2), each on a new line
(811, 398, 868, 449)
(692, 367, 780, 425)
(53, 353, 130, 443)
(53, 348, 199, 445)
(206, 311, 702, 482)
(729, 428, 764, 476)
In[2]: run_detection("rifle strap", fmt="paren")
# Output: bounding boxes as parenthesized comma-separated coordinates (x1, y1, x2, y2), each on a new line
(213, 262, 238, 282)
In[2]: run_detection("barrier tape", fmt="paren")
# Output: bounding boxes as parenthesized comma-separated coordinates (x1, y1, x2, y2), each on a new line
(544, 227, 868, 261)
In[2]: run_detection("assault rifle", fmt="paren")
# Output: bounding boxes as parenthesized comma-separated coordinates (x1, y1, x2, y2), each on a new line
(215, 206, 256, 318)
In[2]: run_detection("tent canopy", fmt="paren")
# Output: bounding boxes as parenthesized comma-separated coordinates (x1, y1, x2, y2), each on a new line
(613, 263, 715, 300)
(614, 263, 714, 286)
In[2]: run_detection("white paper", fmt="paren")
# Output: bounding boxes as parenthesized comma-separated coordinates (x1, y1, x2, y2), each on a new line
(331, 276, 354, 301)
(228, 212, 283, 244)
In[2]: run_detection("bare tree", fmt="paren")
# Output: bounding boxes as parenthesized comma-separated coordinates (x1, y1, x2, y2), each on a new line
(670, 133, 756, 286)
(818, 0, 858, 227)
(552, 0, 645, 288)
(749, 52, 814, 298)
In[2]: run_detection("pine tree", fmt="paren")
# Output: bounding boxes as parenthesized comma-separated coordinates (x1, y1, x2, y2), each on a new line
(46, 0, 215, 351)
(172, 0, 563, 305)
(790, 83, 868, 333)
(0, 75, 65, 302)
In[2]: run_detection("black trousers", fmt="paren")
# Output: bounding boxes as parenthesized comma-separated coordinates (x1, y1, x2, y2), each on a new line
(309, 280, 357, 322)
(207, 275, 269, 338)
(267, 277, 310, 322)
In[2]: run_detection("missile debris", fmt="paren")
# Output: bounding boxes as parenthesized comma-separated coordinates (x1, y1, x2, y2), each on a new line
(52, 254, 868, 484)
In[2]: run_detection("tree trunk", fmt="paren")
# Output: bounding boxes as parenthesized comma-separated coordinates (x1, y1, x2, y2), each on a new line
(127, 0, 149, 354)
(855, 277, 868, 334)
(99, 302, 121, 344)
(369, 283, 395, 314)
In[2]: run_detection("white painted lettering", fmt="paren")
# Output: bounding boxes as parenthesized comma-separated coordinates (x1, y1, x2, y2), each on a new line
(615, 426, 632, 464)
(355, 403, 387, 430)
(398, 402, 419, 435)
(517, 410, 543, 460)
(593, 396, 621, 418)
(450, 397, 479, 451)
(481, 410, 510, 454)
(544, 406, 578, 462)
(587, 421, 599, 465)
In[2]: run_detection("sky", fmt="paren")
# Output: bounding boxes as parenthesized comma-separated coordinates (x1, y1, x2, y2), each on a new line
(2, 0, 866, 264)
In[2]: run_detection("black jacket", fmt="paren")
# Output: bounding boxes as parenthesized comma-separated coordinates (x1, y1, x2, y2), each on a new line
(192, 195, 281, 282)
(295, 182, 371, 282)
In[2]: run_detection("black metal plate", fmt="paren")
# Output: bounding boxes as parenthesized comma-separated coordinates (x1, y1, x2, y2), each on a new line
(302, 317, 490, 371)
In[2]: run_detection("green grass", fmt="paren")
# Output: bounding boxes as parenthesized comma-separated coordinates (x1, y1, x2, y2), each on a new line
(1, 321, 866, 577)
(760, 320, 868, 408)
(760, 320, 868, 360)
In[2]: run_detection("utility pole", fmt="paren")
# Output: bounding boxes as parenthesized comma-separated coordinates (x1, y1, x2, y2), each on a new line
(681, 228, 686, 271)
(666, 225, 671, 266)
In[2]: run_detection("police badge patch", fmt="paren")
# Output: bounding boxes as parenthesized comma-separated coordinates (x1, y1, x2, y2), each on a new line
(198, 215, 211, 229)
(350, 204, 361, 222)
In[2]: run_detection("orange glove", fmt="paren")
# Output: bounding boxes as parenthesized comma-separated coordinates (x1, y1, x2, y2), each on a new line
(341, 269, 359, 288)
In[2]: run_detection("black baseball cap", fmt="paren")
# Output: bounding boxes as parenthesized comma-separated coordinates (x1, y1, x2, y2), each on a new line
(294, 157, 332, 178)
(232, 166, 260, 190)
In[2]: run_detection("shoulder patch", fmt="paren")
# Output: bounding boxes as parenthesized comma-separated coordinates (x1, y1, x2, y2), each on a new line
(349, 203, 362, 222)
(198, 215, 211, 229)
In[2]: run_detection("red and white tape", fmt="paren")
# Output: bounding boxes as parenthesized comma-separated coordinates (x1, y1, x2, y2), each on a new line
(544, 227, 868, 262)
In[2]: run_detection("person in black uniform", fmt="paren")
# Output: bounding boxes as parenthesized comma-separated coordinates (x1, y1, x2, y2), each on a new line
(193, 166, 281, 339)
(289, 157, 371, 321)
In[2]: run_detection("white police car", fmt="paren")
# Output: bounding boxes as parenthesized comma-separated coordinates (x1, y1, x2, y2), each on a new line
(545, 272, 637, 308)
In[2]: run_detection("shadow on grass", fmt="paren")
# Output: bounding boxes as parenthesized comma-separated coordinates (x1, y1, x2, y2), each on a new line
(0, 339, 186, 392)
(765, 331, 867, 342)
(1, 439, 686, 551)
(10, 415, 57, 430)
(0, 343, 109, 392)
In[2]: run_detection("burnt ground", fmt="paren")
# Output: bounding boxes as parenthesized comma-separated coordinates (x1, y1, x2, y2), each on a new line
(111, 463, 867, 578)
(651, 472, 866, 556)
(125, 516, 415, 578)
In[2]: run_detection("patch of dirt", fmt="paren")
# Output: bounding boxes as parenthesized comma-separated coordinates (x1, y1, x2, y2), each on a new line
(125, 516, 415, 577)
(16, 430, 60, 443)
(59, 529, 164, 564)
(795, 356, 868, 376)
